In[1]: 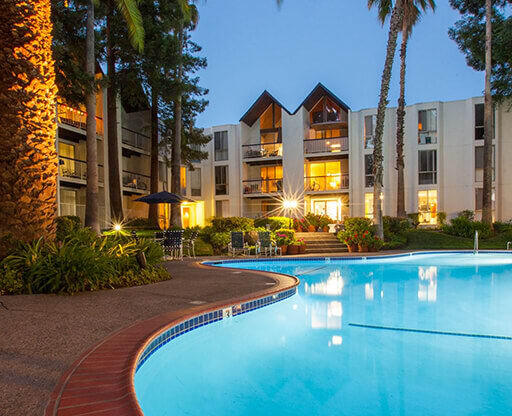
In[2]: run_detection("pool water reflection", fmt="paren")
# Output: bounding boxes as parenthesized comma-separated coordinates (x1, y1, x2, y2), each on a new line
(135, 253, 512, 416)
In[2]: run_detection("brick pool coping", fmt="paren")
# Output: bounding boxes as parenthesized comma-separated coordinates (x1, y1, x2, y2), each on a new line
(44, 262, 299, 416)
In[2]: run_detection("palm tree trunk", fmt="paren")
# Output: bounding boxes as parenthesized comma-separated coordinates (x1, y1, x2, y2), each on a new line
(482, 0, 493, 225)
(396, 26, 408, 218)
(171, 25, 184, 228)
(84, 0, 100, 233)
(373, 0, 404, 238)
(149, 89, 159, 226)
(0, 0, 58, 248)
(106, 2, 124, 222)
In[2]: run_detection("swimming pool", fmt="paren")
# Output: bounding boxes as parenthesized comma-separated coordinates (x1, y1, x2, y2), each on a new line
(134, 252, 512, 415)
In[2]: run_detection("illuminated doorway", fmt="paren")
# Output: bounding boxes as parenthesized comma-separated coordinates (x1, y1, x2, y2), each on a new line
(313, 199, 340, 221)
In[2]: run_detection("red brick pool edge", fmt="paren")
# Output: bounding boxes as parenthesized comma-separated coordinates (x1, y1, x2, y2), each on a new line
(44, 262, 299, 416)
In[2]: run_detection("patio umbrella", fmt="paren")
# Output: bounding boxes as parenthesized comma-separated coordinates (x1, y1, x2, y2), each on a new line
(135, 191, 194, 229)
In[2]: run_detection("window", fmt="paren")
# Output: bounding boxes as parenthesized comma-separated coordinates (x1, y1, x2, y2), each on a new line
(310, 97, 344, 124)
(60, 188, 77, 216)
(260, 166, 283, 193)
(475, 103, 484, 140)
(180, 166, 187, 194)
(305, 161, 346, 191)
(215, 165, 228, 195)
(418, 109, 437, 144)
(364, 115, 376, 149)
(418, 150, 437, 185)
(214, 131, 228, 161)
(215, 200, 228, 217)
(475, 145, 495, 182)
(365, 154, 374, 188)
(260, 103, 282, 130)
(418, 190, 437, 225)
(365, 193, 373, 219)
(475, 188, 495, 211)
(190, 168, 201, 196)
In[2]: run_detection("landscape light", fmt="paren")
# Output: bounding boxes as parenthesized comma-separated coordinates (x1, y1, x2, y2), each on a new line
(113, 223, 122, 232)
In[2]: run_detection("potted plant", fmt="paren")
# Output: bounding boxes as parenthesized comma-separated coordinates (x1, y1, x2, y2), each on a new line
(275, 232, 291, 255)
(297, 238, 306, 254)
(287, 240, 300, 255)
(337, 230, 357, 253)
(369, 235, 383, 252)
(307, 224, 316, 232)
(358, 230, 373, 253)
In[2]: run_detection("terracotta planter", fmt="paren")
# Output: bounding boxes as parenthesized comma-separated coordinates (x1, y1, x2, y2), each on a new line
(347, 244, 357, 253)
(308, 225, 316, 232)
(358, 244, 369, 253)
(280, 245, 288, 255)
(299, 244, 306, 254)
(322, 226, 329, 232)
(287, 244, 299, 255)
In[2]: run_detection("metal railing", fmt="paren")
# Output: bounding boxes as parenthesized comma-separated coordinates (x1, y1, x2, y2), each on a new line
(304, 174, 349, 192)
(242, 142, 282, 159)
(121, 127, 150, 152)
(243, 178, 283, 194)
(57, 103, 104, 136)
(59, 156, 104, 183)
(304, 137, 349, 154)
(122, 170, 150, 192)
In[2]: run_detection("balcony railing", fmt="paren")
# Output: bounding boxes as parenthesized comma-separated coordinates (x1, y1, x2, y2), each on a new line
(242, 142, 282, 159)
(304, 137, 348, 154)
(57, 103, 104, 136)
(59, 156, 104, 183)
(243, 178, 283, 195)
(305, 174, 349, 192)
(121, 127, 151, 152)
(122, 170, 150, 192)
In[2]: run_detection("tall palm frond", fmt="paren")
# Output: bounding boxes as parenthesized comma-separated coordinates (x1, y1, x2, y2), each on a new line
(115, 0, 145, 51)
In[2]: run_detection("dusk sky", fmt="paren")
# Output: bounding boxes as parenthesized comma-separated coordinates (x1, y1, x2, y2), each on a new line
(190, 0, 484, 128)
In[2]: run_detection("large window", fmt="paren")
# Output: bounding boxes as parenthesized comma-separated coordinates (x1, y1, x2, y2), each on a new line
(214, 131, 228, 161)
(365, 154, 374, 188)
(305, 161, 347, 191)
(215, 200, 229, 217)
(310, 97, 344, 124)
(418, 109, 437, 144)
(475, 145, 495, 182)
(475, 188, 495, 211)
(475, 103, 484, 140)
(215, 165, 228, 195)
(260, 166, 283, 193)
(418, 190, 437, 225)
(364, 115, 376, 149)
(190, 168, 201, 196)
(418, 150, 437, 185)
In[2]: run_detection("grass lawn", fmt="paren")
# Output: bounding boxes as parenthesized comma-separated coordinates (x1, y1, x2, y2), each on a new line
(405, 229, 512, 250)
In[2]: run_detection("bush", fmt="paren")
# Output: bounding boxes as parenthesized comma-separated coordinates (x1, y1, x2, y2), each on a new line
(56, 215, 82, 242)
(275, 229, 295, 246)
(194, 238, 214, 256)
(443, 215, 493, 239)
(0, 229, 168, 295)
(437, 212, 447, 226)
(254, 216, 292, 231)
(343, 217, 373, 234)
(304, 213, 332, 229)
(407, 213, 420, 228)
(208, 232, 231, 254)
(210, 217, 254, 232)
(493, 221, 512, 234)
(458, 210, 475, 221)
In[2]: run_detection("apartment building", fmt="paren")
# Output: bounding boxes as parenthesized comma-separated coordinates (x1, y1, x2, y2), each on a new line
(188, 83, 512, 225)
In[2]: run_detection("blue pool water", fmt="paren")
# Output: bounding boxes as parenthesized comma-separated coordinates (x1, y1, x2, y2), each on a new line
(135, 252, 512, 415)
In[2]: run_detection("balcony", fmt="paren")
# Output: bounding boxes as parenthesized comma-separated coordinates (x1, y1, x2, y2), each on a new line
(242, 142, 282, 161)
(305, 174, 349, 192)
(122, 170, 150, 193)
(57, 103, 104, 136)
(121, 127, 151, 153)
(304, 137, 348, 154)
(59, 156, 104, 183)
(243, 178, 283, 196)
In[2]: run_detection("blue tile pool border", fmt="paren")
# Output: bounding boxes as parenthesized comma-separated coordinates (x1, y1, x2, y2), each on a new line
(135, 286, 297, 373)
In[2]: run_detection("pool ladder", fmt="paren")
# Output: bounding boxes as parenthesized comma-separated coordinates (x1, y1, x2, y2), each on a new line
(507, 241, 512, 250)
(474, 230, 479, 254)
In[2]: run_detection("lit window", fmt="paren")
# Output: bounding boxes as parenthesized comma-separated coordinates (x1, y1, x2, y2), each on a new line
(418, 190, 437, 225)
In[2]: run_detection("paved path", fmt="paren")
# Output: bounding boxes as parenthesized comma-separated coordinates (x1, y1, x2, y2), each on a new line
(0, 258, 276, 416)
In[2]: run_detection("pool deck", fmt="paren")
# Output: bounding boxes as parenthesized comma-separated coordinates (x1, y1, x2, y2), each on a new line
(0, 251, 415, 416)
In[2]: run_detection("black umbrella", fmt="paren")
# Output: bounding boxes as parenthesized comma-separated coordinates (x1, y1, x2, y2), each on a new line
(135, 191, 194, 204)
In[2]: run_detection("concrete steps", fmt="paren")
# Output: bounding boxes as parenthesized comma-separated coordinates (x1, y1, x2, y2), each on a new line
(295, 232, 347, 254)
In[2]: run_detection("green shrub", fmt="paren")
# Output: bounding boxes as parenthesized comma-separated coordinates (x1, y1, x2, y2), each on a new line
(343, 217, 373, 234)
(0, 230, 168, 295)
(275, 229, 295, 246)
(208, 232, 231, 254)
(443, 215, 493, 239)
(458, 210, 475, 221)
(254, 216, 292, 231)
(56, 215, 82, 242)
(407, 213, 420, 228)
(210, 217, 254, 232)
(194, 238, 214, 256)
(437, 212, 447, 226)
(493, 221, 512, 234)
(304, 213, 332, 229)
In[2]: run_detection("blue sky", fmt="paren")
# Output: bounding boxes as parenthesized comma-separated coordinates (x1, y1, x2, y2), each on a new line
(190, 0, 484, 127)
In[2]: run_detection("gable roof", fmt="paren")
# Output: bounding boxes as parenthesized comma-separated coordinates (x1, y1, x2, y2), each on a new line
(239, 90, 291, 126)
(293, 82, 351, 114)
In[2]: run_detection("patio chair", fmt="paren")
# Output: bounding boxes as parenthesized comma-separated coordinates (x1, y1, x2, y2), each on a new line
(228, 231, 249, 256)
(257, 231, 281, 257)
(184, 230, 199, 258)
(162, 230, 184, 260)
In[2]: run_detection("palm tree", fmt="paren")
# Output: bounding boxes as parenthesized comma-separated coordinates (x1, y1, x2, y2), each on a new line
(395, 0, 435, 218)
(84, 0, 143, 233)
(481, 0, 493, 225)
(368, 0, 404, 238)
(0, 0, 58, 247)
